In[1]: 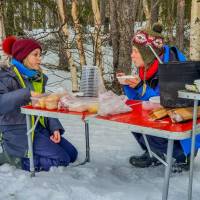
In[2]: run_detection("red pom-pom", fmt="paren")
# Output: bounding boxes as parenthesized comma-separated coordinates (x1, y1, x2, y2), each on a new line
(2, 36, 17, 55)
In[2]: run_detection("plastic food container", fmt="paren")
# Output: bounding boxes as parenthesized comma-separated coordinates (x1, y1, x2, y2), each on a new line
(45, 95, 60, 110)
(31, 94, 49, 109)
(31, 94, 60, 110)
(117, 75, 137, 85)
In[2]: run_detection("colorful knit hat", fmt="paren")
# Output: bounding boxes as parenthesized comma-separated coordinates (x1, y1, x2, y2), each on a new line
(132, 23, 164, 66)
(2, 36, 42, 62)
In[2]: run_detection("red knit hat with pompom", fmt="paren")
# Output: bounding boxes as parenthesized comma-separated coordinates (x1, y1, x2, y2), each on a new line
(2, 36, 42, 62)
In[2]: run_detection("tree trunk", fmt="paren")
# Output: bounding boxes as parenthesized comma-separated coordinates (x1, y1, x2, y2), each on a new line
(100, 0, 106, 32)
(91, 0, 103, 72)
(143, 0, 151, 28)
(0, 0, 8, 65)
(71, 0, 86, 67)
(150, 0, 159, 26)
(176, 0, 185, 51)
(190, 0, 200, 60)
(5, 0, 15, 35)
(27, 1, 33, 31)
(109, 0, 119, 74)
(167, 0, 175, 43)
(91, 0, 106, 91)
(42, 5, 46, 31)
(109, 0, 139, 94)
(57, 0, 79, 92)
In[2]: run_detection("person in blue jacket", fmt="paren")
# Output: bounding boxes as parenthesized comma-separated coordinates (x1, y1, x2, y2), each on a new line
(0, 36, 78, 171)
(118, 24, 191, 171)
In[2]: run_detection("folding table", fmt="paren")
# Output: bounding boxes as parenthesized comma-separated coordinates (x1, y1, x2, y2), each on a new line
(91, 100, 200, 200)
(21, 105, 92, 177)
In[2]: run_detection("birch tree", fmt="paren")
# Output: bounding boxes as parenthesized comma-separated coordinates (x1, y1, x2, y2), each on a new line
(91, 0, 103, 74)
(190, 0, 200, 60)
(57, 0, 79, 92)
(176, 0, 185, 51)
(71, 0, 86, 67)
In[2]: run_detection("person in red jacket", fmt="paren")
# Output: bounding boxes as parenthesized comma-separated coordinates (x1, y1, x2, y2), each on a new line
(117, 24, 189, 172)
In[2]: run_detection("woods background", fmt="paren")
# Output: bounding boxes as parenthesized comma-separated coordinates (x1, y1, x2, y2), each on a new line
(0, 0, 200, 92)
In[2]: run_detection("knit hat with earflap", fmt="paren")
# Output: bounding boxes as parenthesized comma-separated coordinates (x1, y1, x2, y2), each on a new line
(2, 36, 42, 62)
(132, 23, 164, 66)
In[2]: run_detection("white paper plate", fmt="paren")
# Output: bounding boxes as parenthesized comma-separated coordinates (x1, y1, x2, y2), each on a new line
(149, 96, 160, 104)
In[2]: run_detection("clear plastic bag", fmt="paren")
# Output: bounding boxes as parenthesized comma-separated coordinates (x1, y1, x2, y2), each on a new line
(98, 91, 132, 116)
(59, 94, 99, 113)
(58, 93, 78, 109)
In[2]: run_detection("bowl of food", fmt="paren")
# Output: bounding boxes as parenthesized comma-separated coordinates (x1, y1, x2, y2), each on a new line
(117, 75, 138, 85)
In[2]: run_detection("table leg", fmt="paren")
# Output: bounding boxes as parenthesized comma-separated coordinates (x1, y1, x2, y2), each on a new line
(79, 119, 90, 165)
(162, 139, 174, 200)
(188, 99, 198, 200)
(26, 115, 35, 177)
(143, 134, 153, 157)
(85, 119, 90, 162)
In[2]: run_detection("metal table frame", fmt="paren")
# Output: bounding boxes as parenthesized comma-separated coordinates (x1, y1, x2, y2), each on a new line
(178, 90, 200, 200)
(90, 104, 200, 200)
(21, 107, 91, 177)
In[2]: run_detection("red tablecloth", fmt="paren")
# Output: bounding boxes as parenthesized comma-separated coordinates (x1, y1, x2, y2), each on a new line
(22, 105, 92, 120)
(96, 100, 200, 133)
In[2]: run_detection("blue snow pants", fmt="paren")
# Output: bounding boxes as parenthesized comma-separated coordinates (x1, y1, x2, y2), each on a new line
(21, 124, 78, 171)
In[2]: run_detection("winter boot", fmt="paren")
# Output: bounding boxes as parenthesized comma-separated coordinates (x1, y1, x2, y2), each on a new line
(171, 153, 196, 173)
(129, 151, 164, 168)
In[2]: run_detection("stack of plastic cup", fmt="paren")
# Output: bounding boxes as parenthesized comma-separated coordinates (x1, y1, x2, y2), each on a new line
(80, 65, 99, 97)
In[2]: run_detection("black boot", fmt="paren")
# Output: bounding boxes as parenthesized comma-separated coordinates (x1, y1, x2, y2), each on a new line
(171, 154, 194, 173)
(129, 151, 164, 168)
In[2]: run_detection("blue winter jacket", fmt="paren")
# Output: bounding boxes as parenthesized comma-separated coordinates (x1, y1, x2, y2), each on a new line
(0, 65, 64, 157)
(123, 45, 200, 155)
(123, 45, 186, 101)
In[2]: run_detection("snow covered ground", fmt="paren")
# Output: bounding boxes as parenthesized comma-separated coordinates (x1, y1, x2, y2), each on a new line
(1, 68, 200, 200)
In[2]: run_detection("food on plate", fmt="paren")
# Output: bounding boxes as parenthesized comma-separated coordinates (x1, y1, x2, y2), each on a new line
(117, 75, 139, 85)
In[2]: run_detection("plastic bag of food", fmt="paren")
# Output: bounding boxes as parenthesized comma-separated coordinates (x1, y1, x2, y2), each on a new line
(58, 93, 78, 109)
(97, 91, 132, 116)
(68, 101, 88, 112)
